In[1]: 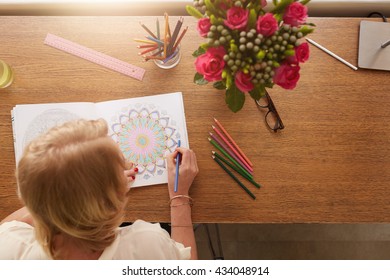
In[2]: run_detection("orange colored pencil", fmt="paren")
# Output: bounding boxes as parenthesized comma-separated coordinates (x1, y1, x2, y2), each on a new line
(163, 13, 169, 58)
(214, 118, 254, 167)
(212, 125, 253, 172)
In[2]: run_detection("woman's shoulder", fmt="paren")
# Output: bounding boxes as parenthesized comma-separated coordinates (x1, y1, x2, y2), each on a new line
(0, 221, 48, 259)
(100, 220, 190, 260)
(118, 220, 172, 244)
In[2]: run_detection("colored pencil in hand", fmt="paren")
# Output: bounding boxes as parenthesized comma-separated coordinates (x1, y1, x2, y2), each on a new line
(212, 156, 256, 200)
(174, 140, 181, 193)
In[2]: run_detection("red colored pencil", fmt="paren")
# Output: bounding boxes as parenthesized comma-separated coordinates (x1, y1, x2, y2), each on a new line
(209, 132, 253, 175)
(214, 118, 253, 167)
(212, 125, 253, 172)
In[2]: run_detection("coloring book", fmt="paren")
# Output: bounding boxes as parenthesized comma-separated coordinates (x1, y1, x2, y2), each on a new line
(11, 92, 188, 187)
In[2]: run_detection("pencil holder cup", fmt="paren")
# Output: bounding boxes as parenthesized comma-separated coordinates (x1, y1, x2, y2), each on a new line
(154, 45, 181, 69)
(0, 60, 14, 89)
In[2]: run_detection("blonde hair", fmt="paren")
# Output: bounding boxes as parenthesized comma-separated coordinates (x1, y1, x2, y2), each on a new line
(16, 119, 127, 259)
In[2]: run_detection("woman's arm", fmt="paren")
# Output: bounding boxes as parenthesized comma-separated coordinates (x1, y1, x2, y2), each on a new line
(0, 206, 34, 226)
(167, 147, 199, 260)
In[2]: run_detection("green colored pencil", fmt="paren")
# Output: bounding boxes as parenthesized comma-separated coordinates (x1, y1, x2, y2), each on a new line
(212, 151, 261, 189)
(213, 156, 256, 200)
(208, 137, 253, 179)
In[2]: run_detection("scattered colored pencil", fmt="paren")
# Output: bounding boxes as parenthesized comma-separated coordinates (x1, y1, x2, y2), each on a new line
(212, 151, 261, 189)
(214, 118, 253, 167)
(212, 156, 256, 200)
(209, 132, 253, 176)
(208, 137, 252, 179)
(212, 125, 253, 172)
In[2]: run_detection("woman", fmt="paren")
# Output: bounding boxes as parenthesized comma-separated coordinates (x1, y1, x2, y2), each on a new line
(0, 119, 198, 259)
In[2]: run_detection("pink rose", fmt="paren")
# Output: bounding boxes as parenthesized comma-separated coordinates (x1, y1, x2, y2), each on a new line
(223, 7, 249, 31)
(235, 71, 254, 92)
(197, 18, 211, 38)
(295, 42, 310, 63)
(256, 13, 278, 37)
(195, 46, 226, 82)
(287, 42, 310, 64)
(283, 2, 308, 26)
(261, 0, 267, 7)
(273, 63, 301, 90)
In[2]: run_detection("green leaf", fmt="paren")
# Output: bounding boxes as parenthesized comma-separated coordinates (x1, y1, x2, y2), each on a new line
(224, 70, 233, 89)
(192, 46, 206, 57)
(249, 85, 266, 101)
(225, 84, 245, 113)
(194, 72, 208, 85)
(185, 5, 204, 19)
(205, 0, 219, 17)
(300, 0, 311, 5)
(299, 25, 315, 36)
(247, 9, 257, 30)
(272, 0, 294, 14)
(213, 81, 226, 90)
(210, 14, 224, 25)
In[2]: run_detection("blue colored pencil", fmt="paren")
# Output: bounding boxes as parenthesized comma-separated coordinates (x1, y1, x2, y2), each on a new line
(174, 140, 181, 192)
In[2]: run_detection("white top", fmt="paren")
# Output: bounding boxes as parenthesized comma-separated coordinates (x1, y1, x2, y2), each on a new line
(0, 220, 191, 260)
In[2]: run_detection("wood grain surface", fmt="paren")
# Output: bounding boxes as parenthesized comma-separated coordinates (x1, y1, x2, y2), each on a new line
(0, 16, 389, 223)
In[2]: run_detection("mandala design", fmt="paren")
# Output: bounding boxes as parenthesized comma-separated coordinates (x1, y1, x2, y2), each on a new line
(23, 109, 80, 148)
(110, 104, 180, 180)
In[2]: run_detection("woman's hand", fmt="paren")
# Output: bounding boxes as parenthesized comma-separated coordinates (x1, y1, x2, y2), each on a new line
(124, 162, 138, 187)
(167, 147, 198, 198)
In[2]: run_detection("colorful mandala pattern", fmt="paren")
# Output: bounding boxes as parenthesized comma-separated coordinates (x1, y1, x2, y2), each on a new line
(110, 105, 179, 180)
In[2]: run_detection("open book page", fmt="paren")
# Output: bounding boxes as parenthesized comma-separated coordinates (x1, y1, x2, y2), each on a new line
(12, 102, 96, 163)
(95, 92, 188, 188)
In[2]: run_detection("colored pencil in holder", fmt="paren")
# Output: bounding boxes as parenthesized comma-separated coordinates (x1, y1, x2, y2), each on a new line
(167, 17, 183, 56)
(139, 22, 158, 39)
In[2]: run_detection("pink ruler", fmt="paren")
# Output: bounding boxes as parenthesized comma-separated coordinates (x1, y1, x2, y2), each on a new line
(44, 33, 145, 81)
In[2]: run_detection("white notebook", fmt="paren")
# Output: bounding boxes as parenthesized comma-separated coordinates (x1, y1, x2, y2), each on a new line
(11, 92, 188, 188)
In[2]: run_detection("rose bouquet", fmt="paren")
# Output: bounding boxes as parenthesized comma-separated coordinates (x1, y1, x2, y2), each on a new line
(186, 0, 315, 112)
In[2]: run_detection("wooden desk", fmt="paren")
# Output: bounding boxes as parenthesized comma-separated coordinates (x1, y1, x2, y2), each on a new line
(1, 17, 390, 223)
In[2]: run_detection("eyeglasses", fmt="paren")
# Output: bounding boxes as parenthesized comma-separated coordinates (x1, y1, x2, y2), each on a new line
(255, 91, 285, 132)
